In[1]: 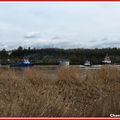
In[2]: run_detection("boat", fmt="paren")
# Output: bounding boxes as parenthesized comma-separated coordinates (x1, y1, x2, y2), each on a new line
(84, 60, 91, 66)
(80, 65, 85, 68)
(102, 54, 111, 64)
(59, 60, 70, 66)
(10, 58, 33, 67)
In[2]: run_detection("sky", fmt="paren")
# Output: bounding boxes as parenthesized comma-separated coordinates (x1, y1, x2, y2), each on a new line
(1, 2, 120, 50)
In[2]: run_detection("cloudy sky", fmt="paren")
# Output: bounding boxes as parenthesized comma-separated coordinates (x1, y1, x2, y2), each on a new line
(1, 2, 120, 50)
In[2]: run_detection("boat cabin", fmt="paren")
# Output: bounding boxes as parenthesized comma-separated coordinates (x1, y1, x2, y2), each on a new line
(23, 58, 31, 64)
(102, 55, 111, 64)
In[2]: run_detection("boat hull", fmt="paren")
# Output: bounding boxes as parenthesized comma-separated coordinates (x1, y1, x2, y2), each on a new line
(10, 63, 33, 67)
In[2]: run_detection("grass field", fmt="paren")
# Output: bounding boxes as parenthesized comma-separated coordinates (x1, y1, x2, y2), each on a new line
(0, 65, 120, 117)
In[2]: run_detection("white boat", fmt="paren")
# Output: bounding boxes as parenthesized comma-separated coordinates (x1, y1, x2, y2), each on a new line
(84, 60, 91, 66)
(102, 55, 111, 64)
(80, 65, 85, 68)
(59, 60, 70, 66)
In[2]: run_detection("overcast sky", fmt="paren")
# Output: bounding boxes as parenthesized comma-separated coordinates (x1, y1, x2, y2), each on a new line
(1, 2, 120, 50)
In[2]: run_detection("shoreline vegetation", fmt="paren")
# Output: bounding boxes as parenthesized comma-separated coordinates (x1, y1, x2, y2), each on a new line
(0, 65, 120, 117)
(1, 47, 120, 65)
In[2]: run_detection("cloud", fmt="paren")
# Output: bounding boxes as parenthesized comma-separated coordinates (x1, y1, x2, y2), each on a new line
(24, 32, 41, 39)
(52, 36, 62, 40)
(1, 2, 120, 50)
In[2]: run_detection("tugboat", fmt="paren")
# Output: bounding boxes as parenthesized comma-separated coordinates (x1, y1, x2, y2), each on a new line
(10, 58, 33, 67)
(102, 54, 111, 64)
(84, 60, 91, 66)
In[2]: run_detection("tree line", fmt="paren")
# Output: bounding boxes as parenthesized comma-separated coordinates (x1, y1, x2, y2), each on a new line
(0, 46, 120, 65)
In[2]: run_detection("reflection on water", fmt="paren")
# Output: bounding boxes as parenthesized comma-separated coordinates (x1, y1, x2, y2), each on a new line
(0, 65, 107, 71)
(0, 65, 61, 71)
(0, 65, 93, 70)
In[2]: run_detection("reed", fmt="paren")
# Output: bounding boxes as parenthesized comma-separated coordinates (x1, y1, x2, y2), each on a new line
(0, 65, 119, 117)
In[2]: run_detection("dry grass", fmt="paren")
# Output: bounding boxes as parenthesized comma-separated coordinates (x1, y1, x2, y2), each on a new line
(0, 65, 120, 117)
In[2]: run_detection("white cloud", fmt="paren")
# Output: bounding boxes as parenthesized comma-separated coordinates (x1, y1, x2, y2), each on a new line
(24, 32, 41, 39)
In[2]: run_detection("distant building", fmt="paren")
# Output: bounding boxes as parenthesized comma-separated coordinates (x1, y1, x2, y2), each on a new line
(59, 60, 70, 66)
(102, 54, 111, 64)
(84, 60, 91, 66)
(8, 51, 12, 56)
(7, 59, 10, 62)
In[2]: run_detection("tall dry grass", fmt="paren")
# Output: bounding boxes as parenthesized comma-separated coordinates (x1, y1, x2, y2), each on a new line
(0, 65, 120, 117)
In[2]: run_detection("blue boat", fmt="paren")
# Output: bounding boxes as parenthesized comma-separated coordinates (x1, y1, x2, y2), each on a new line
(10, 59, 33, 67)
